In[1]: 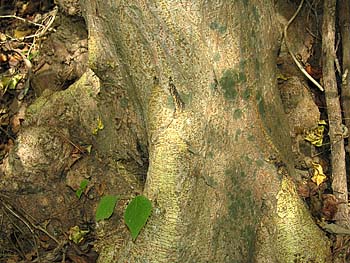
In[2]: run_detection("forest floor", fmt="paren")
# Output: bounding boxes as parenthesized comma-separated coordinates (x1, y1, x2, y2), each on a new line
(0, 1, 112, 262)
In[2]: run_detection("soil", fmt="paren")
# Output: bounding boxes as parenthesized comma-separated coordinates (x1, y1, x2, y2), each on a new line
(0, 2, 139, 262)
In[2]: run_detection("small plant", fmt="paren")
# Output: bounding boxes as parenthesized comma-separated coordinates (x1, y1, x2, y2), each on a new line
(95, 195, 119, 221)
(94, 194, 152, 240)
(124, 195, 152, 241)
(75, 179, 89, 199)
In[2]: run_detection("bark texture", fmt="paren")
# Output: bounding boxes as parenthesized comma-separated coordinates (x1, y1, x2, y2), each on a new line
(340, 0, 350, 131)
(79, 0, 331, 262)
(322, 0, 349, 227)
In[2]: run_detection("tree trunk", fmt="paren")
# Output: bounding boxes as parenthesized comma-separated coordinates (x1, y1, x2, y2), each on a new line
(79, 1, 332, 262)
(1, 0, 331, 262)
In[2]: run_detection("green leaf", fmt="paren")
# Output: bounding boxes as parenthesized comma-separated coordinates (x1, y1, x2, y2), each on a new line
(8, 74, 22, 89)
(124, 195, 152, 241)
(95, 195, 119, 221)
(75, 179, 89, 199)
(68, 225, 89, 244)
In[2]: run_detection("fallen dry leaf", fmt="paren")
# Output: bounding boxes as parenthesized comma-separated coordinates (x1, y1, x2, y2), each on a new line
(311, 162, 327, 186)
(322, 194, 338, 221)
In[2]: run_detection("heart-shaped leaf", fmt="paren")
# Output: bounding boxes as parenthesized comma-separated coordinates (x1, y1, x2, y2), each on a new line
(124, 195, 152, 241)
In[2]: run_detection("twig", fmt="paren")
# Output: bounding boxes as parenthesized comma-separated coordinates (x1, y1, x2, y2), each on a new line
(1, 198, 60, 244)
(0, 6, 58, 44)
(54, 128, 86, 155)
(0, 14, 45, 28)
(0, 6, 58, 99)
(283, 0, 324, 92)
(306, 27, 321, 40)
(13, 48, 33, 94)
(0, 126, 16, 141)
(28, 6, 58, 40)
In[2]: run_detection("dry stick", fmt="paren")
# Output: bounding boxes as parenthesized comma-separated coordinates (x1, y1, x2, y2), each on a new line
(339, 0, 350, 133)
(322, 0, 350, 227)
(283, 0, 324, 92)
(0, 15, 44, 28)
(1, 200, 60, 245)
(0, 6, 58, 43)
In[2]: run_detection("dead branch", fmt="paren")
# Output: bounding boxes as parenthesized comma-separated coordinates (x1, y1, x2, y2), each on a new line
(0, 6, 58, 43)
(322, 0, 350, 227)
(283, 0, 324, 92)
(339, 0, 350, 131)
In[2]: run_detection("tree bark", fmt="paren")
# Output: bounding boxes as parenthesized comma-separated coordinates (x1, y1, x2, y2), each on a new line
(322, 0, 349, 227)
(2, 0, 331, 262)
(340, 0, 350, 131)
(80, 1, 332, 262)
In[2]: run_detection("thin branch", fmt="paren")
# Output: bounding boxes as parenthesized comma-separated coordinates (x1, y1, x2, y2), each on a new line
(283, 0, 324, 92)
(0, 14, 45, 28)
(1, 198, 60, 244)
(0, 6, 58, 44)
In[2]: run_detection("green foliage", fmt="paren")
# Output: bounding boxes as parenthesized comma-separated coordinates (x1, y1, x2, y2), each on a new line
(68, 225, 89, 244)
(27, 50, 39, 61)
(92, 194, 152, 240)
(1, 75, 22, 95)
(124, 195, 152, 241)
(76, 179, 89, 199)
(95, 195, 119, 222)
